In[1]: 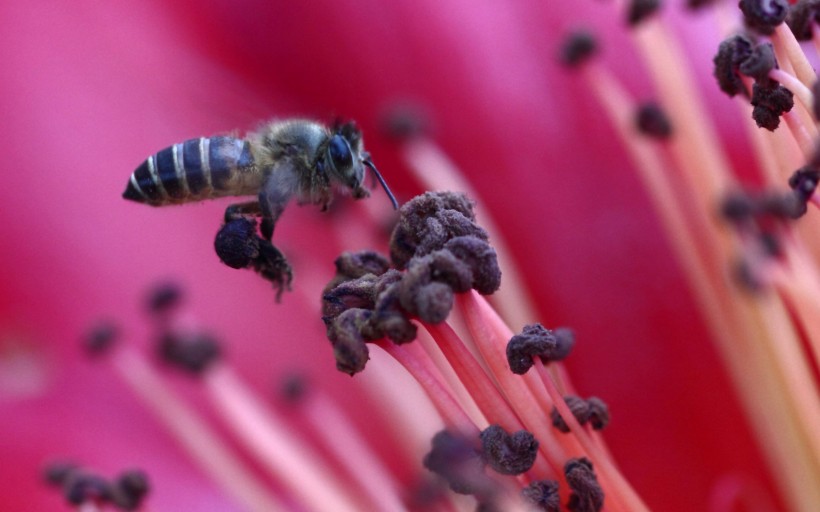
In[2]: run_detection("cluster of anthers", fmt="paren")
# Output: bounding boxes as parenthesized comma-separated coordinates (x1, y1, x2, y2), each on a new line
(319, 191, 629, 511)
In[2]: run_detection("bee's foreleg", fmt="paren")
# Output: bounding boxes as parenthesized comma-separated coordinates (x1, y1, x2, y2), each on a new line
(214, 217, 293, 300)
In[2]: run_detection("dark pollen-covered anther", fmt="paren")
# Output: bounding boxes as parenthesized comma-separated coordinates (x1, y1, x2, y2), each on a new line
(789, 166, 820, 204)
(110, 470, 150, 511)
(479, 424, 539, 475)
(522, 480, 561, 512)
(739, 0, 789, 35)
(63, 473, 113, 507)
(422, 430, 490, 496)
(551, 396, 611, 433)
(83, 320, 120, 357)
(565, 457, 605, 512)
(787, 0, 820, 40)
(507, 323, 574, 374)
(751, 82, 794, 131)
(559, 30, 598, 68)
(146, 281, 183, 315)
(322, 192, 502, 375)
(636, 102, 673, 139)
(738, 42, 776, 82)
(158, 331, 221, 375)
(713, 35, 754, 97)
(626, 0, 662, 26)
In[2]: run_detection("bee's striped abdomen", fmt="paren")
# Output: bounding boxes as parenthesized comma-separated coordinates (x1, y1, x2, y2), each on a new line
(123, 136, 258, 206)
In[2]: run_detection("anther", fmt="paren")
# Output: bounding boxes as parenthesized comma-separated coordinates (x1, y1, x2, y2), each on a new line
(686, 0, 719, 9)
(389, 192, 487, 269)
(550, 395, 591, 433)
(737, 42, 776, 82)
(713, 35, 754, 97)
(751, 82, 794, 131)
(372, 280, 418, 343)
(739, 0, 789, 35)
(759, 191, 805, 219)
(63, 472, 113, 506)
(522, 480, 561, 512)
(786, 0, 820, 40)
(379, 101, 432, 141)
(506, 323, 559, 375)
(443, 236, 502, 295)
(332, 251, 391, 282)
(83, 320, 120, 357)
(111, 470, 150, 511)
(322, 274, 380, 322)
(565, 457, 605, 512)
(158, 331, 221, 375)
(789, 166, 820, 203)
(559, 30, 599, 68)
(326, 308, 372, 375)
(814, 80, 820, 120)
(636, 102, 673, 139)
(43, 461, 79, 486)
(423, 430, 489, 496)
(146, 281, 183, 315)
(720, 190, 757, 223)
(552, 327, 576, 361)
(733, 257, 765, 292)
(627, 0, 662, 26)
(586, 397, 611, 430)
(280, 373, 309, 403)
(479, 425, 539, 475)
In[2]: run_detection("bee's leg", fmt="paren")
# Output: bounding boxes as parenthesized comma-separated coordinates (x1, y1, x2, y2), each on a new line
(224, 201, 262, 223)
(252, 240, 293, 301)
(258, 192, 287, 241)
(213, 216, 293, 300)
(258, 167, 298, 241)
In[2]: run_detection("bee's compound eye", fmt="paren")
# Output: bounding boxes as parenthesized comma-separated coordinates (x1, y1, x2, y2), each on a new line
(328, 134, 354, 171)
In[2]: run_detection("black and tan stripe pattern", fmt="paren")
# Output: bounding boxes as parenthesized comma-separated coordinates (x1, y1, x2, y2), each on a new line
(123, 137, 256, 206)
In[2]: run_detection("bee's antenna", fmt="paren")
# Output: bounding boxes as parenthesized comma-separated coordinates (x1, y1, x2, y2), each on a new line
(363, 160, 399, 210)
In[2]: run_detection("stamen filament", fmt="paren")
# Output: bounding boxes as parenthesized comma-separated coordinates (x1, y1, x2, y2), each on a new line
(420, 321, 556, 478)
(422, 321, 524, 433)
(296, 389, 408, 512)
(532, 360, 648, 512)
(772, 24, 817, 89)
(203, 364, 366, 512)
(111, 348, 284, 512)
(769, 68, 814, 115)
(375, 340, 478, 435)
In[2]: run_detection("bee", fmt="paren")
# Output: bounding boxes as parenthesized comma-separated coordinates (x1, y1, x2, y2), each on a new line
(123, 119, 399, 297)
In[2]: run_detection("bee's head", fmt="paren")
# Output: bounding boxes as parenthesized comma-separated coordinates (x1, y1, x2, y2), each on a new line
(325, 121, 399, 209)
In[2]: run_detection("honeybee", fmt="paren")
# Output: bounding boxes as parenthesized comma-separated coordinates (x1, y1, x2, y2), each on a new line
(123, 119, 398, 297)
